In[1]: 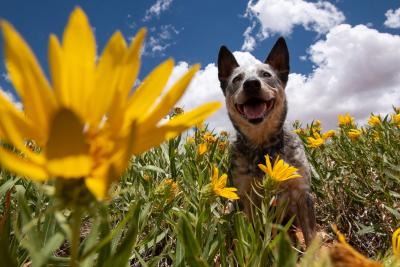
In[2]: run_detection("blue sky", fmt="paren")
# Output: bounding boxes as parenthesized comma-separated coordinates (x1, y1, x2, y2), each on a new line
(1, 0, 400, 130)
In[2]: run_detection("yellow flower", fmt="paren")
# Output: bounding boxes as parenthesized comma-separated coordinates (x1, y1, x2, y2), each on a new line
(293, 128, 304, 135)
(211, 166, 239, 200)
(392, 113, 400, 126)
(312, 119, 322, 132)
(368, 115, 381, 127)
(338, 113, 354, 126)
(198, 143, 208, 155)
(393, 227, 400, 258)
(0, 8, 220, 200)
(307, 133, 324, 148)
(258, 155, 302, 182)
(347, 129, 362, 141)
(330, 225, 382, 267)
(203, 131, 217, 143)
(322, 130, 336, 140)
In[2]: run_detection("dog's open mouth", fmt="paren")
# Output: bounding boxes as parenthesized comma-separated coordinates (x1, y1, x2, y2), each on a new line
(236, 98, 275, 124)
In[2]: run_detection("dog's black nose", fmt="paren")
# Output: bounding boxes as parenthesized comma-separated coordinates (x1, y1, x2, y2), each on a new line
(243, 79, 261, 94)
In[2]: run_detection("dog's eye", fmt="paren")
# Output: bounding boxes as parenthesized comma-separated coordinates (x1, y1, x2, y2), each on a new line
(262, 71, 271, 78)
(262, 71, 271, 77)
(233, 75, 242, 83)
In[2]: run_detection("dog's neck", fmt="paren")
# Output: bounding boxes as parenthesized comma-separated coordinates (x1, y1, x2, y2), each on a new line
(234, 128, 284, 161)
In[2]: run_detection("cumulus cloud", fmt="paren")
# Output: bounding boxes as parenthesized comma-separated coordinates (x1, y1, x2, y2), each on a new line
(287, 24, 400, 129)
(143, 0, 174, 21)
(242, 0, 345, 51)
(384, 7, 400, 29)
(172, 24, 400, 132)
(144, 25, 180, 56)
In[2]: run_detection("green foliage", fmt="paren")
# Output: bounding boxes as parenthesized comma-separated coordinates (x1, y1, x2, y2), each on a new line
(0, 111, 399, 266)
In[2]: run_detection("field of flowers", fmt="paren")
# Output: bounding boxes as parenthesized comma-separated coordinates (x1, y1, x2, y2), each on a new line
(0, 7, 399, 267)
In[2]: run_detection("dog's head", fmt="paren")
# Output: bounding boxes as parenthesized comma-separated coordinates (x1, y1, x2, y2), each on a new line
(218, 37, 289, 145)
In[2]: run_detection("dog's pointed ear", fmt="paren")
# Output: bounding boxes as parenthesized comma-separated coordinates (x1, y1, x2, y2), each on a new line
(218, 45, 239, 94)
(265, 37, 289, 86)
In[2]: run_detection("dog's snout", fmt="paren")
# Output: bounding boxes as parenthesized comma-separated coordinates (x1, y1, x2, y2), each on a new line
(243, 79, 261, 94)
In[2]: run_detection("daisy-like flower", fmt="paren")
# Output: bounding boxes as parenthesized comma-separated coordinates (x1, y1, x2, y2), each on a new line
(393, 227, 400, 258)
(391, 113, 400, 126)
(347, 129, 362, 141)
(198, 143, 208, 155)
(322, 130, 336, 140)
(203, 131, 217, 143)
(0, 8, 220, 201)
(258, 155, 302, 182)
(211, 166, 239, 200)
(338, 113, 354, 126)
(368, 115, 381, 127)
(307, 132, 325, 148)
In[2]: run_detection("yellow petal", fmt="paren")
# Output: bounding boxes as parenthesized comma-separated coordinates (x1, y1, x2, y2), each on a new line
(125, 58, 174, 122)
(217, 188, 239, 200)
(61, 7, 96, 118)
(0, 147, 48, 181)
(90, 31, 127, 125)
(212, 166, 219, 185)
(45, 109, 92, 178)
(85, 161, 114, 200)
(0, 90, 42, 142)
(139, 64, 200, 129)
(48, 34, 65, 107)
(258, 164, 268, 174)
(1, 20, 56, 137)
(107, 29, 146, 135)
(217, 174, 228, 188)
(131, 102, 221, 155)
(118, 28, 146, 99)
(0, 109, 45, 165)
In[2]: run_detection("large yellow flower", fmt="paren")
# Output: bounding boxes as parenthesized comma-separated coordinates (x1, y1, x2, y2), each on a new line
(368, 115, 381, 127)
(347, 129, 362, 141)
(211, 166, 239, 200)
(338, 113, 354, 126)
(258, 155, 302, 182)
(0, 8, 220, 200)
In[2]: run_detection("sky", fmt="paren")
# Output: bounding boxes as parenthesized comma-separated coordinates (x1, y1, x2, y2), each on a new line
(1, 0, 400, 132)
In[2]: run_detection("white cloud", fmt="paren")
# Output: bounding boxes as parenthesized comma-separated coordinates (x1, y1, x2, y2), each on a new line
(144, 25, 180, 56)
(242, 0, 345, 51)
(384, 7, 400, 29)
(287, 24, 400, 129)
(173, 24, 400, 133)
(0, 89, 23, 110)
(143, 0, 174, 21)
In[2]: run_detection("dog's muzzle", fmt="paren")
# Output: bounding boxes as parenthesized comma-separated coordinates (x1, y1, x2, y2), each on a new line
(235, 79, 275, 124)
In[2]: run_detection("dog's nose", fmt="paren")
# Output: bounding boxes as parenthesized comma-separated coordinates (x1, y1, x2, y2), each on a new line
(243, 79, 261, 94)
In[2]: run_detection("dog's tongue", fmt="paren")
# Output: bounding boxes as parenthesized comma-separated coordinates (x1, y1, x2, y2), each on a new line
(243, 103, 267, 119)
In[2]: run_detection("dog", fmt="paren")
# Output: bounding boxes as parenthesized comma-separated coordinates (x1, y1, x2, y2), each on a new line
(217, 37, 316, 246)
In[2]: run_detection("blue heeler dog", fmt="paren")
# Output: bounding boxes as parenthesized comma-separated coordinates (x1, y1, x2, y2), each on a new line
(217, 38, 316, 246)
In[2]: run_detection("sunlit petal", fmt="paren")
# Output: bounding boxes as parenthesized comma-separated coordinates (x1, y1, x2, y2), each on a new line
(0, 147, 48, 181)
(1, 20, 56, 136)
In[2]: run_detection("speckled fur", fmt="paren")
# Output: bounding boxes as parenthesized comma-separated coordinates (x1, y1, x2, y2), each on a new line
(218, 38, 316, 246)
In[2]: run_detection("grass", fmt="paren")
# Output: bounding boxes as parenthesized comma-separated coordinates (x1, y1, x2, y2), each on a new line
(0, 110, 399, 266)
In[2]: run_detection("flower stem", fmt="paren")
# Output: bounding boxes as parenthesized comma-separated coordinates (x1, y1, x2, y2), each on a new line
(69, 209, 82, 267)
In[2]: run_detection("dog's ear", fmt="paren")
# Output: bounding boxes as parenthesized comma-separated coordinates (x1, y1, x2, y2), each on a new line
(218, 46, 239, 94)
(265, 37, 289, 86)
